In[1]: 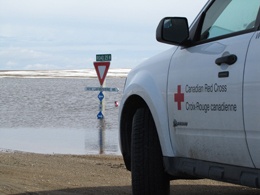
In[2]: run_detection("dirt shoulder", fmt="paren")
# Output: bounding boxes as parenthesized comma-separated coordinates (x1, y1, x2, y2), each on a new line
(0, 151, 259, 195)
(0, 151, 131, 195)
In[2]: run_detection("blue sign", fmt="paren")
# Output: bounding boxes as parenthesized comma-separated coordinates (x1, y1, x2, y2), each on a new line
(97, 111, 104, 119)
(98, 91, 104, 101)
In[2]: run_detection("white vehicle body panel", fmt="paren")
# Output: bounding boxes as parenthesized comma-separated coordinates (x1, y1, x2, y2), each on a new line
(244, 31, 260, 168)
(120, 48, 177, 156)
(167, 33, 255, 167)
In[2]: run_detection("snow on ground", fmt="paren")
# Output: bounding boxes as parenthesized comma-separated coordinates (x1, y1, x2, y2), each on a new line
(0, 69, 131, 78)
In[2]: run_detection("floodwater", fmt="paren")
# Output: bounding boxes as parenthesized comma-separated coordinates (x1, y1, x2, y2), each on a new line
(0, 76, 126, 155)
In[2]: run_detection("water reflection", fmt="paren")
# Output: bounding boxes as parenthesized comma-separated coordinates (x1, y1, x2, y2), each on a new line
(0, 127, 120, 155)
(0, 78, 125, 155)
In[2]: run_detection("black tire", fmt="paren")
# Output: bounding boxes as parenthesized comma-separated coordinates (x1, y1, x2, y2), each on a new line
(131, 107, 170, 195)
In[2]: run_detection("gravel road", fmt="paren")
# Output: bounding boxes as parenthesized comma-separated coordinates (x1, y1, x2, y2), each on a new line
(0, 151, 259, 195)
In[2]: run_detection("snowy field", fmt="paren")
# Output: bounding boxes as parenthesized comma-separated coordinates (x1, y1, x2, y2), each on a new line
(0, 69, 131, 78)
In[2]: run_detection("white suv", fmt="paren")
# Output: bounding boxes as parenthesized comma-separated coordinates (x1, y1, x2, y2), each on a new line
(119, 0, 260, 194)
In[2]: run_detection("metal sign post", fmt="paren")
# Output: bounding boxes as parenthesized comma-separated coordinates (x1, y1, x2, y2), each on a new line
(85, 54, 119, 154)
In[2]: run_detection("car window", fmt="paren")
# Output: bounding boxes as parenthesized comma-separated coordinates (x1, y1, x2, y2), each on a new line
(200, 0, 260, 41)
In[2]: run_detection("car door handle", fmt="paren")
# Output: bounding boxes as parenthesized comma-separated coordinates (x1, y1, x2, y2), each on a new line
(215, 54, 237, 66)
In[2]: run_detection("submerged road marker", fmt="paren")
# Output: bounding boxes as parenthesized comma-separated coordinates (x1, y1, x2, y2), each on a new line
(85, 54, 119, 154)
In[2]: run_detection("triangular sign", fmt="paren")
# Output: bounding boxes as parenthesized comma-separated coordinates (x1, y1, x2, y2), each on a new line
(94, 61, 110, 86)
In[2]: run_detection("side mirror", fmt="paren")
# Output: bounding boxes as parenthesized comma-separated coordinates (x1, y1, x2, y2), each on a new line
(156, 17, 189, 46)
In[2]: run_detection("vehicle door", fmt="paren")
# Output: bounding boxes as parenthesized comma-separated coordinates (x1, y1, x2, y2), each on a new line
(167, 0, 259, 167)
(244, 29, 260, 168)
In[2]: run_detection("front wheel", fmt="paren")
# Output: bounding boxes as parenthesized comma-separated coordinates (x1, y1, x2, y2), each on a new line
(131, 107, 170, 195)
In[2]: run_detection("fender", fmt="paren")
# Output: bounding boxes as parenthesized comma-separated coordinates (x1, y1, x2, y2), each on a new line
(119, 47, 178, 158)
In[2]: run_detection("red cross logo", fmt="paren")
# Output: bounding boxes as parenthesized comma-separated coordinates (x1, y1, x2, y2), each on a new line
(174, 85, 184, 110)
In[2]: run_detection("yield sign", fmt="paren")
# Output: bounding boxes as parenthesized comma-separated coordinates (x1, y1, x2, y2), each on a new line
(94, 61, 110, 86)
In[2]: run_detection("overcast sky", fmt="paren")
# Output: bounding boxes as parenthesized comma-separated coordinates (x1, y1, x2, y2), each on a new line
(0, 0, 208, 70)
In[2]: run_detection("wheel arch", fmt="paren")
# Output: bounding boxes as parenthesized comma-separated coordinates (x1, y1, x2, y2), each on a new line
(120, 93, 175, 171)
(119, 51, 176, 171)
(119, 95, 146, 171)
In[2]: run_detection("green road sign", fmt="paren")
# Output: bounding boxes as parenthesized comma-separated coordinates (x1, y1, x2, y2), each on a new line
(96, 54, 112, 62)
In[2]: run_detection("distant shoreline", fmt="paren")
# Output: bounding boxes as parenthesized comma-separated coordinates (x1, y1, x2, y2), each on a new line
(0, 69, 131, 79)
